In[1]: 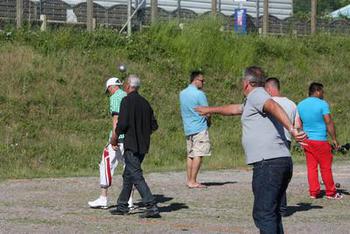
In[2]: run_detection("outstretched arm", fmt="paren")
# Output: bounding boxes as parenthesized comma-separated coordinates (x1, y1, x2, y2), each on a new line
(195, 104, 243, 116)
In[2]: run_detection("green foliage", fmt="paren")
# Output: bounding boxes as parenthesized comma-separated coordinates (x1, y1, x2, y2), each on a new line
(0, 18, 349, 178)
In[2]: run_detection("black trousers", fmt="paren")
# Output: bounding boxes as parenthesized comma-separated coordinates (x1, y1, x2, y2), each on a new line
(117, 150, 155, 210)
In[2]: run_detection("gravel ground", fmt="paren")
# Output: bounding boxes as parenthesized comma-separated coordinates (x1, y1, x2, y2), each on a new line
(1, 161, 350, 234)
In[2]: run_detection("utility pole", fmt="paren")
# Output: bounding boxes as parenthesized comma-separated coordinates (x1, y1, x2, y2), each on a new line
(151, 0, 158, 24)
(16, 0, 23, 29)
(212, 0, 217, 16)
(262, 0, 268, 35)
(311, 0, 317, 34)
(87, 0, 93, 32)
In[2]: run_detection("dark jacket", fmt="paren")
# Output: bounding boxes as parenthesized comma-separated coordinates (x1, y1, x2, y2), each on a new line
(116, 91, 158, 154)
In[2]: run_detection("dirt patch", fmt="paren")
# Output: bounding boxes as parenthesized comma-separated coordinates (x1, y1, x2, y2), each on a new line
(1, 162, 350, 233)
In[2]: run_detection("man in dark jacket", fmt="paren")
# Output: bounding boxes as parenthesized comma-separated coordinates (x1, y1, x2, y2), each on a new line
(109, 74, 160, 218)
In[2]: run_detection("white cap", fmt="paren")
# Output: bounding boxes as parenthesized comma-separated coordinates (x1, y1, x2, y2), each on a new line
(105, 77, 123, 93)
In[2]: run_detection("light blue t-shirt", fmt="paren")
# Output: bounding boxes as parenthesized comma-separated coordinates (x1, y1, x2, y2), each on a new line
(297, 97, 330, 141)
(179, 84, 208, 136)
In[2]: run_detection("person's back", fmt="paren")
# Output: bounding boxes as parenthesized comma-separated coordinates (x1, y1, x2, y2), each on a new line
(180, 85, 208, 136)
(297, 97, 328, 141)
(121, 91, 158, 154)
(272, 96, 297, 143)
(111, 75, 160, 218)
(296, 82, 342, 200)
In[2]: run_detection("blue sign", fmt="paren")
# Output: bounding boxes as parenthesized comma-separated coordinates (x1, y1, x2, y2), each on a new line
(234, 8, 247, 34)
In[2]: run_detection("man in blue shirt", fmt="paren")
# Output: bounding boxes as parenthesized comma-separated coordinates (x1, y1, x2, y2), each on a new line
(179, 71, 211, 189)
(297, 82, 342, 200)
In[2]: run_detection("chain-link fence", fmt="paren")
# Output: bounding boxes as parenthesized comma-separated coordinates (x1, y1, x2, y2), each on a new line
(1, 0, 350, 35)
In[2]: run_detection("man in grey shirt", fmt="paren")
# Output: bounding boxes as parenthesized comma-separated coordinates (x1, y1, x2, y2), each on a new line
(196, 66, 306, 234)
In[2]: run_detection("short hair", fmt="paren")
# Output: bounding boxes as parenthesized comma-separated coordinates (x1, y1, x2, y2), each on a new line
(309, 82, 323, 96)
(127, 74, 141, 88)
(265, 77, 280, 90)
(190, 70, 204, 83)
(243, 66, 266, 87)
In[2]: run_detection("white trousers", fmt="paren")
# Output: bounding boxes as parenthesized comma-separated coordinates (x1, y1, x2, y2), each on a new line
(99, 143, 125, 188)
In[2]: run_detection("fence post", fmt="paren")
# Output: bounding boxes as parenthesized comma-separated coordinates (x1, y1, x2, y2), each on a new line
(127, 0, 132, 36)
(16, 0, 23, 29)
(211, 0, 217, 16)
(311, 0, 317, 34)
(177, 0, 181, 21)
(87, 0, 93, 32)
(93, 18, 96, 30)
(40, 14, 47, 31)
(262, 0, 268, 35)
(151, 0, 158, 24)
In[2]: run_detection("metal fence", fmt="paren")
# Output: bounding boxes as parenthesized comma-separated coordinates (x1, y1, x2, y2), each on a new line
(1, 0, 350, 35)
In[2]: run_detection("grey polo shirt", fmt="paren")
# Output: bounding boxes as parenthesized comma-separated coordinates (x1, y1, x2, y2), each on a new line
(241, 88, 291, 165)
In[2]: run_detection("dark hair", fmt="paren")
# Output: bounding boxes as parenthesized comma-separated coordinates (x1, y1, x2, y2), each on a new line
(309, 82, 323, 96)
(265, 77, 280, 90)
(243, 66, 266, 87)
(190, 70, 204, 83)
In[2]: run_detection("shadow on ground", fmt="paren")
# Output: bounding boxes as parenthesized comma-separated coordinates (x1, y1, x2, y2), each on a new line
(283, 203, 323, 217)
(131, 194, 189, 213)
(201, 181, 237, 187)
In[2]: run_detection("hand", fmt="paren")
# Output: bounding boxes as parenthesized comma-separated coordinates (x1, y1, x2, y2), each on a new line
(332, 140, 340, 150)
(195, 106, 210, 116)
(291, 128, 307, 146)
(111, 143, 119, 151)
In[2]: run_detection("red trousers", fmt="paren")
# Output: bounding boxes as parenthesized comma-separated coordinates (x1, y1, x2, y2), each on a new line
(303, 139, 336, 197)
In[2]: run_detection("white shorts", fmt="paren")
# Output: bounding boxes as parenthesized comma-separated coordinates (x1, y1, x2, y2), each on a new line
(99, 143, 125, 188)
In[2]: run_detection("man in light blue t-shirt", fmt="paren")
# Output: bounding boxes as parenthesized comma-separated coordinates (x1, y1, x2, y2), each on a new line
(179, 71, 211, 189)
(297, 82, 342, 200)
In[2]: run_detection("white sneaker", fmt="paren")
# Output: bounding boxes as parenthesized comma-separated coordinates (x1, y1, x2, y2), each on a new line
(128, 204, 135, 211)
(88, 196, 108, 209)
(326, 193, 344, 200)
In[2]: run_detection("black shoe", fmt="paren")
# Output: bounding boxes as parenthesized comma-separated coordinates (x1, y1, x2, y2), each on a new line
(139, 206, 161, 218)
(281, 211, 288, 217)
(109, 207, 129, 216)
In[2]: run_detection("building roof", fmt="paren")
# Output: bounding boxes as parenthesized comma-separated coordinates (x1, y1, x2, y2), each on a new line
(31, 0, 293, 19)
(330, 4, 350, 18)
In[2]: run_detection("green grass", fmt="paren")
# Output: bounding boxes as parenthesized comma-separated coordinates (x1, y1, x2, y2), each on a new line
(0, 18, 349, 178)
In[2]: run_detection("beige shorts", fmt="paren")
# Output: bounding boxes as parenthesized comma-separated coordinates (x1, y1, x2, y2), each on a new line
(186, 130, 211, 158)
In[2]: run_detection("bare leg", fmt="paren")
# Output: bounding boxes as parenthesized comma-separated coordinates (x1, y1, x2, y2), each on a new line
(187, 156, 204, 187)
(187, 157, 193, 185)
(190, 156, 202, 185)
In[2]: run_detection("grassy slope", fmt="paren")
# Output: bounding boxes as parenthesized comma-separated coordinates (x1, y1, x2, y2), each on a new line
(0, 18, 349, 178)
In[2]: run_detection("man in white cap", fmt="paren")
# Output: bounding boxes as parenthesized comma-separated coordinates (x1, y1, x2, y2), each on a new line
(88, 77, 134, 209)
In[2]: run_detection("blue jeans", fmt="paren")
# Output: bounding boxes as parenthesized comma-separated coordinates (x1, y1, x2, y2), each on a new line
(252, 157, 293, 234)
